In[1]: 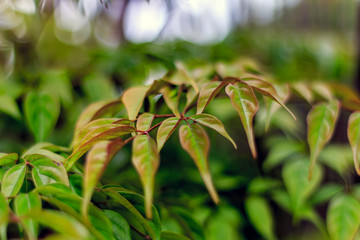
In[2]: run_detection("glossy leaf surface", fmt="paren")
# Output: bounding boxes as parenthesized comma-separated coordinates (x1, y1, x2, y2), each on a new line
(73, 100, 109, 138)
(179, 123, 219, 203)
(83, 140, 125, 215)
(160, 86, 180, 116)
(1, 163, 26, 197)
(327, 194, 360, 240)
(66, 125, 135, 170)
(132, 135, 160, 218)
(14, 192, 42, 238)
(122, 86, 149, 120)
(156, 117, 181, 152)
(307, 100, 339, 179)
(242, 78, 296, 120)
(136, 113, 155, 131)
(28, 210, 89, 239)
(197, 81, 227, 114)
(225, 82, 258, 158)
(0, 153, 18, 166)
(32, 157, 69, 187)
(104, 210, 131, 240)
(190, 114, 237, 149)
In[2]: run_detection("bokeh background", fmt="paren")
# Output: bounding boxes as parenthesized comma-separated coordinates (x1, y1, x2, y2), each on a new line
(0, 0, 359, 239)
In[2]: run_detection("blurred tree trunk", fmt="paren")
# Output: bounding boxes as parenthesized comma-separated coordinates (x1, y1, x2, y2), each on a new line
(118, 0, 130, 43)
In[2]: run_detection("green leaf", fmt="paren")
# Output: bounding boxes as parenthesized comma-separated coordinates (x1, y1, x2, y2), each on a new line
(225, 82, 258, 158)
(83, 140, 125, 216)
(69, 174, 83, 196)
(66, 125, 135, 170)
(102, 188, 158, 240)
(132, 135, 159, 219)
(28, 210, 89, 239)
(190, 114, 237, 149)
(171, 207, 205, 240)
(197, 81, 227, 114)
(32, 157, 69, 187)
(347, 112, 360, 175)
(185, 87, 198, 111)
(179, 123, 219, 203)
(307, 100, 339, 179)
(161, 231, 191, 240)
(114, 190, 161, 239)
(0, 95, 21, 119)
(327, 194, 360, 240)
(104, 210, 131, 240)
(83, 74, 117, 101)
(36, 184, 113, 240)
(21, 143, 69, 159)
(26, 150, 65, 164)
(122, 86, 149, 120)
(241, 78, 296, 120)
(263, 139, 304, 171)
(0, 193, 8, 240)
(1, 163, 27, 197)
(0, 153, 18, 166)
(245, 196, 275, 240)
(247, 177, 281, 194)
(292, 82, 314, 103)
(73, 100, 110, 137)
(136, 113, 155, 131)
(264, 84, 290, 131)
(160, 86, 180, 116)
(92, 100, 123, 120)
(312, 82, 333, 101)
(166, 64, 199, 92)
(43, 234, 78, 240)
(282, 158, 322, 219)
(318, 145, 353, 176)
(24, 91, 60, 142)
(156, 117, 182, 152)
(14, 192, 42, 239)
(40, 70, 73, 107)
(310, 184, 343, 205)
(73, 118, 130, 149)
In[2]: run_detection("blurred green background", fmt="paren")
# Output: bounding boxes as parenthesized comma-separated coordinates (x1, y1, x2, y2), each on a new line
(0, 0, 359, 239)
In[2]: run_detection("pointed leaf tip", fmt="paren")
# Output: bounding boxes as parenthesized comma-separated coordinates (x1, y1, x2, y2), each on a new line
(132, 135, 159, 219)
(225, 82, 258, 158)
(190, 113, 237, 149)
(307, 100, 340, 179)
(179, 124, 219, 203)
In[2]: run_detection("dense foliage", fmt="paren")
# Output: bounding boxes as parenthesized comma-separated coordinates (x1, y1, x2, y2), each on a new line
(1, 57, 360, 239)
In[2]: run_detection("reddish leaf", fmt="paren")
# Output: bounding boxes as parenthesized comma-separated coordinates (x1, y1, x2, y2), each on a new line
(156, 117, 182, 152)
(179, 123, 219, 203)
(225, 82, 258, 158)
(122, 86, 149, 120)
(65, 125, 135, 170)
(241, 77, 296, 120)
(136, 113, 155, 131)
(197, 81, 227, 114)
(82, 140, 125, 216)
(190, 114, 237, 149)
(132, 135, 160, 218)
